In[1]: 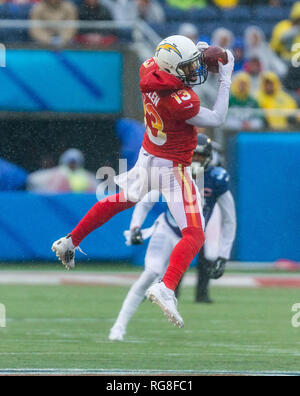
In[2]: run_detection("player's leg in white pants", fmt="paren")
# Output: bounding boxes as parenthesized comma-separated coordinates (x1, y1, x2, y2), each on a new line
(204, 203, 222, 261)
(109, 215, 179, 341)
(195, 204, 222, 302)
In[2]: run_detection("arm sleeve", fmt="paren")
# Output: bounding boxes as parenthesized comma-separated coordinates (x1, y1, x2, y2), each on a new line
(129, 190, 160, 229)
(217, 190, 236, 260)
(186, 80, 231, 128)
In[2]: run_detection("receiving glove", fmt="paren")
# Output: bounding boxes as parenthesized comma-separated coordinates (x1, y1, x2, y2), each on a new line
(130, 227, 144, 245)
(208, 257, 227, 280)
(218, 50, 234, 84)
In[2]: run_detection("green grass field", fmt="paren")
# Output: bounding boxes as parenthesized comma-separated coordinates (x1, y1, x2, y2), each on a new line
(0, 279, 299, 374)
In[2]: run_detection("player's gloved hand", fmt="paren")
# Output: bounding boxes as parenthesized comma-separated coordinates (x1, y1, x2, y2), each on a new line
(209, 257, 227, 279)
(130, 227, 144, 245)
(191, 161, 203, 180)
(196, 41, 209, 52)
(218, 50, 234, 84)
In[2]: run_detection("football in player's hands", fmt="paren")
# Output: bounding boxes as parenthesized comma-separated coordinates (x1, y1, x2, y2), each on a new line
(203, 46, 228, 73)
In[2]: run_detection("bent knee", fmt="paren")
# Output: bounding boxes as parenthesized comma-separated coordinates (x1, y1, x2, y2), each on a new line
(140, 269, 160, 287)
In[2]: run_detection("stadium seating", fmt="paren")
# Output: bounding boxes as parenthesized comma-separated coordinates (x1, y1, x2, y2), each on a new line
(157, 3, 292, 40)
(0, 4, 32, 43)
(0, 3, 294, 43)
(0, 3, 32, 19)
(220, 5, 252, 22)
(282, 0, 296, 5)
(253, 5, 290, 22)
(187, 6, 220, 22)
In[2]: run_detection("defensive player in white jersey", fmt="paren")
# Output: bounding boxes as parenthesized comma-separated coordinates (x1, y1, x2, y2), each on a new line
(52, 35, 234, 329)
(109, 134, 236, 341)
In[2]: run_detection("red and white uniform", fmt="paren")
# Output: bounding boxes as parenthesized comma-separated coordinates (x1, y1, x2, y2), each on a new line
(115, 58, 204, 231)
(70, 53, 232, 293)
(141, 58, 200, 166)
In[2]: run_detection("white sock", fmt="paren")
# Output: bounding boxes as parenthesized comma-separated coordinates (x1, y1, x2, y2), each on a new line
(113, 270, 158, 329)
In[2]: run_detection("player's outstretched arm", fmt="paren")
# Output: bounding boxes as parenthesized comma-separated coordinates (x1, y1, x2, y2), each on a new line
(186, 50, 235, 128)
(126, 190, 160, 245)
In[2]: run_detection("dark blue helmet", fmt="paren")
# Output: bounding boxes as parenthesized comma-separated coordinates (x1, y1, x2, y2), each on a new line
(194, 134, 213, 169)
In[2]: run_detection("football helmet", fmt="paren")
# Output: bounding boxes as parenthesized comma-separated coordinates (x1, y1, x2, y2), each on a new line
(193, 133, 213, 169)
(155, 35, 208, 86)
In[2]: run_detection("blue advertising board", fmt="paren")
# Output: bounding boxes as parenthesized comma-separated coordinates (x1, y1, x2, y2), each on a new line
(0, 50, 122, 113)
(228, 133, 300, 262)
(0, 192, 164, 264)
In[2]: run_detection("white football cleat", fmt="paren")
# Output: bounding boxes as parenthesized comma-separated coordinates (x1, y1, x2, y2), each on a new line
(146, 282, 184, 328)
(51, 235, 76, 270)
(109, 324, 126, 341)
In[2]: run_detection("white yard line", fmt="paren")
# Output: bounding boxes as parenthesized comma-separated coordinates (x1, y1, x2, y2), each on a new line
(0, 271, 299, 288)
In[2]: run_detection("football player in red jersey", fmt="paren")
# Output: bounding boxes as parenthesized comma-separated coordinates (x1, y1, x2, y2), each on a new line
(52, 35, 234, 328)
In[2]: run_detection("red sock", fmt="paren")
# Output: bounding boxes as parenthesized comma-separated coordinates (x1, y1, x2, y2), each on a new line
(163, 227, 205, 291)
(71, 191, 135, 246)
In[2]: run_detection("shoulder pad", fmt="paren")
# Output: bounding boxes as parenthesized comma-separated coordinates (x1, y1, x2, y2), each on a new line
(210, 167, 230, 190)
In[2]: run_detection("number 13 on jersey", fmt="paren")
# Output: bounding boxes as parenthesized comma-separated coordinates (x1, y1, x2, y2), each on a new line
(143, 100, 167, 146)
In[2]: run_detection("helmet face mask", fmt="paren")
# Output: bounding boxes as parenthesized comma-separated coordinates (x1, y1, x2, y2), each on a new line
(193, 152, 212, 170)
(176, 52, 208, 86)
(155, 35, 208, 87)
(193, 134, 213, 170)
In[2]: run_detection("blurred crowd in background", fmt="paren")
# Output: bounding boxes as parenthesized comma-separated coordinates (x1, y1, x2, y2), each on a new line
(0, 148, 98, 192)
(1, 0, 300, 192)
(1, 0, 300, 129)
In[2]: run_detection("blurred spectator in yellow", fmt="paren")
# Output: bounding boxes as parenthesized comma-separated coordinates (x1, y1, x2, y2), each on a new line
(27, 148, 97, 193)
(212, 0, 238, 8)
(270, 1, 300, 61)
(167, 0, 207, 9)
(76, 0, 118, 47)
(230, 72, 258, 108)
(178, 23, 198, 43)
(30, 0, 78, 48)
(245, 26, 287, 78)
(256, 72, 297, 130)
(211, 27, 234, 50)
(226, 72, 265, 130)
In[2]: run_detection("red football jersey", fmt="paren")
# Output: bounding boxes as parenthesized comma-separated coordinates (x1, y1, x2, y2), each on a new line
(140, 58, 200, 166)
